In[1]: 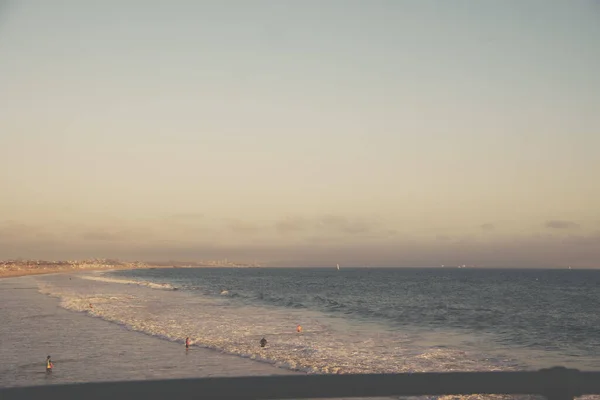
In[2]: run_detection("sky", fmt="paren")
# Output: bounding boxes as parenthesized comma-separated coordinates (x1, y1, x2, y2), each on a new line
(0, 1, 599, 267)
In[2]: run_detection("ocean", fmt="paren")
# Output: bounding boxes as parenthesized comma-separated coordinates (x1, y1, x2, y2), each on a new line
(2, 267, 600, 399)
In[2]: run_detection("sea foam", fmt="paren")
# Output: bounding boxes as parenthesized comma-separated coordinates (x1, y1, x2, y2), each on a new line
(37, 275, 517, 375)
(35, 273, 600, 400)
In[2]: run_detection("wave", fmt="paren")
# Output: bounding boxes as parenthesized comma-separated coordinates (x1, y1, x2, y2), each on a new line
(36, 276, 523, 376)
(36, 275, 600, 400)
(79, 275, 177, 290)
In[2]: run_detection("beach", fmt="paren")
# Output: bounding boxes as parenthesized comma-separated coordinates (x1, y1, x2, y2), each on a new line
(0, 274, 297, 389)
(0, 260, 161, 279)
(0, 273, 393, 400)
(2, 268, 599, 400)
(0, 260, 260, 279)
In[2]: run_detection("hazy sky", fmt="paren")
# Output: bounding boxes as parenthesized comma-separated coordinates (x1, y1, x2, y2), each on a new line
(1, 1, 599, 267)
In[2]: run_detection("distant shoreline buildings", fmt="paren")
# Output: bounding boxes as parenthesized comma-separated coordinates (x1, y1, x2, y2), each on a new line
(0, 258, 262, 275)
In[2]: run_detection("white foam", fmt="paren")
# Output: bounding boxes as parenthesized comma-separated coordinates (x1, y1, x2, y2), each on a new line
(79, 275, 176, 290)
(37, 275, 526, 377)
(30, 274, 600, 400)
(36, 275, 600, 400)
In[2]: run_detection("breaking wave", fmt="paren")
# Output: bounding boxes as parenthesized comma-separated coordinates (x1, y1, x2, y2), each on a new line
(34, 271, 600, 400)
(79, 274, 177, 290)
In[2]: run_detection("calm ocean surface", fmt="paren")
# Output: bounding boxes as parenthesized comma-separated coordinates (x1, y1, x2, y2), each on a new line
(101, 267, 600, 373)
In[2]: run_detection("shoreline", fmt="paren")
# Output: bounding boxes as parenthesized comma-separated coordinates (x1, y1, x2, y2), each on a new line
(0, 274, 300, 389)
(0, 264, 173, 279)
(0, 260, 263, 280)
(0, 264, 263, 279)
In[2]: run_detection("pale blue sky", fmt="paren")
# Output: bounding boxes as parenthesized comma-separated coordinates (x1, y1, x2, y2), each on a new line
(0, 1, 599, 266)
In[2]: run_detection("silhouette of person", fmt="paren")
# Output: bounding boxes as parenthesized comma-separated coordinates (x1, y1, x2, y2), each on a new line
(46, 356, 54, 372)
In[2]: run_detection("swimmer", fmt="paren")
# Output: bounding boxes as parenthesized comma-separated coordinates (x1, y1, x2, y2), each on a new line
(185, 337, 190, 349)
(296, 325, 302, 333)
(260, 338, 267, 348)
(46, 356, 53, 372)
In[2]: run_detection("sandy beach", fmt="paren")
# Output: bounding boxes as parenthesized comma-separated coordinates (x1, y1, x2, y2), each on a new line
(3, 270, 599, 400)
(0, 273, 384, 400)
(0, 270, 384, 398)
(0, 262, 165, 279)
(0, 274, 297, 388)
(0, 259, 259, 279)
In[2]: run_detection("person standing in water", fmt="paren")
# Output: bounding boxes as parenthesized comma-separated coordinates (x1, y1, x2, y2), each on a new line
(46, 356, 53, 372)
(185, 337, 190, 350)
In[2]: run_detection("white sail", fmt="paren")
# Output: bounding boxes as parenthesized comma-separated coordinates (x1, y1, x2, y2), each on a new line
(336, 264, 340, 270)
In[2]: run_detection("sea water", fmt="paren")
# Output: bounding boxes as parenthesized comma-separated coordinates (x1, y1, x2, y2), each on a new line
(78, 267, 600, 373)
(0, 275, 297, 388)
(2, 267, 600, 399)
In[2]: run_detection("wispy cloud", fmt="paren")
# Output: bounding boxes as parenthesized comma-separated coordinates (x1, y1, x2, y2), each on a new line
(275, 214, 375, 236)
(318, 214, 371, 234)
(545, 220, 580, 229)
(81, 231, 121, 241)
(2, 217, 600, 268)
(275, 217, 310, 234)
(226, 219, 261, 234)
(0, 220, 53, 240)
(480, 223, 495, 231)
(2, 230, 600, 268)
(560, 231, 600, 246)
(166, 213, 205, 221)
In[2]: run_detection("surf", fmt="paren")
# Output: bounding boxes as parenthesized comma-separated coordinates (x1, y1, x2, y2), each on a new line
(36, 273, 527, 377)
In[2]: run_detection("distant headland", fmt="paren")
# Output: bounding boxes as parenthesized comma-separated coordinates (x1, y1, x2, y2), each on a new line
(0, 258, 262, 278)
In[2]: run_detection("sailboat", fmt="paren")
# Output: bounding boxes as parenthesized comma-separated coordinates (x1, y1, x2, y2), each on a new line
(336, 263, 340, 271)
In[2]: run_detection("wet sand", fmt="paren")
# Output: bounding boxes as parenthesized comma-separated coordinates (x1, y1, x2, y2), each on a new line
(0, 275, 297, 389)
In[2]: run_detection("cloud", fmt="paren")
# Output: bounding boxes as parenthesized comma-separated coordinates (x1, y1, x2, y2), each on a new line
(81, 231, 121, 241)
(480, 223, 495, 231)
(319, 215, 371, 234)
(2, 217, 600, 268)
(3, 232, 600, 268)
(275, 214, 374, 236)
(0, 220, 55, 240)
(545, 220, 580, 229)
(560, 231, 600, 246)
(226, 219, 261, 234)
(165, 213, 205, 221)
(275, 217, 310, 234)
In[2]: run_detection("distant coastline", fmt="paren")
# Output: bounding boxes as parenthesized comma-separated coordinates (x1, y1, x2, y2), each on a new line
(0, 258, 262, 279)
